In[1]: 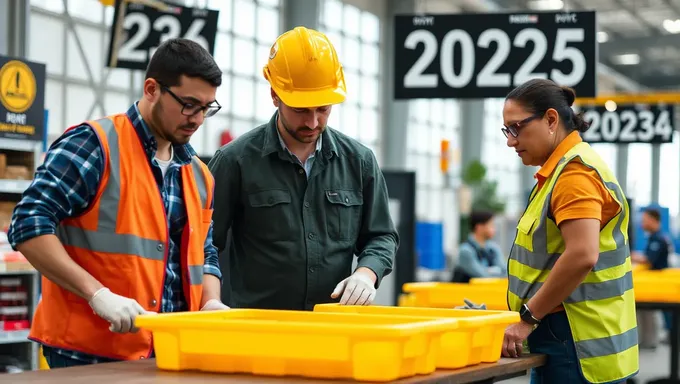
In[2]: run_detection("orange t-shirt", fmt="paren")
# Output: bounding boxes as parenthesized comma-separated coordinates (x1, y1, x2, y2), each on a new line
(535, 131, 620, 228)
(534, 131, 621, 314)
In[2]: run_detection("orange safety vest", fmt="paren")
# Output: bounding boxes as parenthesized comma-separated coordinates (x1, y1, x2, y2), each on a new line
(28, 113, 214, 361)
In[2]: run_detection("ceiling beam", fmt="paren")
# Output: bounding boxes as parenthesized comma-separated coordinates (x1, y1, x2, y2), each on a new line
(599, 34, 679, 56)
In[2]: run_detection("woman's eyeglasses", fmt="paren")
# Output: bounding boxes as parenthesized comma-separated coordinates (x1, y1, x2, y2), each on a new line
(501, 113, 542, 138)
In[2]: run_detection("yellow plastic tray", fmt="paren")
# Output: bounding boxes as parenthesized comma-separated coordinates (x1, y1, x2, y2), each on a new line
(402, 282, 509, 310)
(469, 277, 509, 286)
(314, 304, 519, 369)
(633, 272, 680, 303)
(134, 309, 459, 382)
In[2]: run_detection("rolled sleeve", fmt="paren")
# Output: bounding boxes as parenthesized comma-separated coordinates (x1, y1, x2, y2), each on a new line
(8, 125, 103, 249)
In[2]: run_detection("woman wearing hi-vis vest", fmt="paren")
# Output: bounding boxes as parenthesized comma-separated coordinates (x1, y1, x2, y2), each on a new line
(500, 78, 639, 384)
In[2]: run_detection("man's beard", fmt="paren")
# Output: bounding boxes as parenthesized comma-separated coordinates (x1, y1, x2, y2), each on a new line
(151, 102, 197, 145)
(280, 111, 325, 144)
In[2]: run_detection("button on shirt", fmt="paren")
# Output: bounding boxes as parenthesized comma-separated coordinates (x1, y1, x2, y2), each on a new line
(7, 103, 221, 363)
(208, 111, 399, 311)
(276, 128, 322, 177)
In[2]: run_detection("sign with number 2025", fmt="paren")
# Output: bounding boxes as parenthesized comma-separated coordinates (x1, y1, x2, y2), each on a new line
(393, 11, 597, 100)
(579, 104, 675, 144)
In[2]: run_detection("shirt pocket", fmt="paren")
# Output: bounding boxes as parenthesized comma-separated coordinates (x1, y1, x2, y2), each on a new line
(325, 189, 363, 241)
(245, 189, 293, 240)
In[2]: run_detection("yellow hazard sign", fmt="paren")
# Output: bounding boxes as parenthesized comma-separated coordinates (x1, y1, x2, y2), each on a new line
(0, 60, 37, 114)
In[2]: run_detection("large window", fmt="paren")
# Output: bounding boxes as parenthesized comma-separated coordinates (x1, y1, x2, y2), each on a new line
(29, 0, 140, 146)
(319, 0, 382, 162)
(405, 99, 461, 222)
(189, 0, 281, 155)
(29, 0, 281, 156)
(483, 99, 523, 216)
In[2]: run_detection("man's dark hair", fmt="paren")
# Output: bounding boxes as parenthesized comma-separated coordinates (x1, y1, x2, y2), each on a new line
(145, 38, 222, 87)
(644, 208, 661, 222)
(470, 210, 494, 231)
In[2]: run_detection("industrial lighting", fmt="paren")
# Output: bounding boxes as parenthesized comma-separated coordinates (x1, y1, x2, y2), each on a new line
(597, 32, 609, 43)
(527, 0, 564, 10)
(663, 19, 680, 34)
(604, 100, 617, 112)
(612, 53, 640, 66)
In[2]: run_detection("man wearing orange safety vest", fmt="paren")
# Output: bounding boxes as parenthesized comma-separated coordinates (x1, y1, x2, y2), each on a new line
(8, 38, 229, 368)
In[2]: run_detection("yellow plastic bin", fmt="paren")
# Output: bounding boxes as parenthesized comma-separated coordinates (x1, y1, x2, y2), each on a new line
(633, 273, 680, 303)
(469, 277, 508, 287)
(134, 309, 459, 382)
(314, 304, 519, 369)
(402, 282, 509, 310)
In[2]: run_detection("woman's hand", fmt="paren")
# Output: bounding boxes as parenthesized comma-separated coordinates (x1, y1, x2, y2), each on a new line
(502, 322, 535, 358)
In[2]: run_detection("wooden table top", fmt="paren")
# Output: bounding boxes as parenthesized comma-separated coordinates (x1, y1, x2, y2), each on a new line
(1, 354, 546, 384)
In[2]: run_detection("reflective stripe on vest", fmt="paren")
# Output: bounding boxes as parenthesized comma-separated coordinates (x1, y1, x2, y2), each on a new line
(55, 117, 207, 286)
(508, 142, 639, 384)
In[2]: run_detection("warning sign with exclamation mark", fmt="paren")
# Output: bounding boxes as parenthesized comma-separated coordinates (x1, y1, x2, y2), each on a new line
(0, 56, 46, 142)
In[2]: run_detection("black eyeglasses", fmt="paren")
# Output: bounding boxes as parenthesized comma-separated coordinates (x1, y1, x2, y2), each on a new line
(501, 113, 542, 138)
(159, 83, 221, 118)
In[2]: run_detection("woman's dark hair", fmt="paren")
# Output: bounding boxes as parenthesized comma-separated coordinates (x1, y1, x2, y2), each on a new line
(505, 79, 589, 133)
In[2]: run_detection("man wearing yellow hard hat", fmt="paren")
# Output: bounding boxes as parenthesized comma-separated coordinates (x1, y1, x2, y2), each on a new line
(208, 26, 398, 310)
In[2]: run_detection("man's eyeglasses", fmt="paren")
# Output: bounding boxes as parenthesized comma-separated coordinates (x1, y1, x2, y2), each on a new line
(501, 113, 542, 138)
(159, 83, 221, 118)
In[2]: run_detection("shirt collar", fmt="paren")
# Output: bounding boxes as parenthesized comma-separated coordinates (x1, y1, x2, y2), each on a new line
(126, 102, 196, 165)
(263, 110, 338, 159)
(535, 130, 582, 185)
(276, 126, 323, 156)
(467, 234, 485, 249)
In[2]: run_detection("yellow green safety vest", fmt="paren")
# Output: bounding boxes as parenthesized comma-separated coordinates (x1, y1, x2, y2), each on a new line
(508, 141, 639, 384)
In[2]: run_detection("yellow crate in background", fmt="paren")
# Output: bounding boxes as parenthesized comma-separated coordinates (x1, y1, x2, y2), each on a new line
(469, 277, 508, 287)
(633, 271, 680, 303)
(134, 309, 460, 382)
(314, 303, 519, 369)
(402, 282, 509, 311)
(38, 346, 49, 370)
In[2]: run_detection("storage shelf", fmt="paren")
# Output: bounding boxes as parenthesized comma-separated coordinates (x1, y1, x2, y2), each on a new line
(0, 330, 30, 345)
(0, 139, 41, 153)
(0, 179, 31, 194)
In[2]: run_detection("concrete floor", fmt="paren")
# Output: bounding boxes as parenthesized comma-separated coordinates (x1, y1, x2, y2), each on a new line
(503, 344, 674, 383)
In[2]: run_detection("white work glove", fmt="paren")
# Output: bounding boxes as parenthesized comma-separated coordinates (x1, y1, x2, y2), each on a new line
(331, 270, 376, 305)
(200, 299, 230, 311)
(88, 288, 149, 333)
(487, 266, 502, 276)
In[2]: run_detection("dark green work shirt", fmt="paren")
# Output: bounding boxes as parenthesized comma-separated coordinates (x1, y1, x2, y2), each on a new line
(208, 112, 399, 310)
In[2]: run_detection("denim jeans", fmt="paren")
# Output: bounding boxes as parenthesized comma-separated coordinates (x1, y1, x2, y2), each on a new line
(527, 311, 630, 384)
(42, 346, 118, 369)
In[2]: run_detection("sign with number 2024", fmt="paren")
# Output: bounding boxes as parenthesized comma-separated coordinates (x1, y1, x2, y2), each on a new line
(393, 11, 597, 100)
(579, 104, 676, 144)
(106, 0, 219, 71)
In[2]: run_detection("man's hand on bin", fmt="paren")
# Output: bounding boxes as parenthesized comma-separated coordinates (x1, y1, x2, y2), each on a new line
(88, 287, 151, 333)
(200, 299, 230, 311)
(331, 268, 377, 305)
(455, 298, 487, 310)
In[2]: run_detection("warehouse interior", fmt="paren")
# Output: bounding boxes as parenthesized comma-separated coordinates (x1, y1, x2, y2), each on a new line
(1, 0, 680, 382)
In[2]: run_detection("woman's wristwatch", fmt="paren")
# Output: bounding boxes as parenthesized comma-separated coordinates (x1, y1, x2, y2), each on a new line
(520, 303, 541, 325)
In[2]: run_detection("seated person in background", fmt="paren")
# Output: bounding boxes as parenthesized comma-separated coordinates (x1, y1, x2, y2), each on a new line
(632, 207, 673, 348)
(452, 210, 507, 282)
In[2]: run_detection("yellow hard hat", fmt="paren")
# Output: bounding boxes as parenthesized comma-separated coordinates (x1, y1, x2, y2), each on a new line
(263, 26, 346, 108)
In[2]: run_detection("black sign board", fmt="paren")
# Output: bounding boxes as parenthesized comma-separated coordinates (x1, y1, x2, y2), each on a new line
(580, 104, 676, 144)
(106, 0, 219, 71)
(0, 55, 46, 142)
(394, 11, 597, 100)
